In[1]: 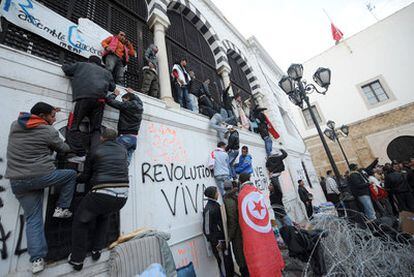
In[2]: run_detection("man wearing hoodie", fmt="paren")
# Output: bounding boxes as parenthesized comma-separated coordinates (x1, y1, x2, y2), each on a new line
(141, 44, 159, 98)
(5, 102, 76, 274)
(235, 146, 253, 175)
(106, 88, 143, 164)
(62, 55, 116, 160)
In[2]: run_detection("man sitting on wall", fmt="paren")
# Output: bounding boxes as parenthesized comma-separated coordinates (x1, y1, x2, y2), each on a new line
(235, 146, 253, 175)
(62, 55, 116, 161)
(141, 44, 160, 98)
(106, 88, 143, 165)
(69, 128, 129, 271)
(5, 102, 76, 274)
(101, 31, 136, 85)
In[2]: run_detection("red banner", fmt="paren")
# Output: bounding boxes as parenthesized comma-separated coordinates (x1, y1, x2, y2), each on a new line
(265, 115, 280, 139)
(238, 182, 284, 276)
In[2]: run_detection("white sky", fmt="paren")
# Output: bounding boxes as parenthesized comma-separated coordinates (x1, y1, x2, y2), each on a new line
(210, 0, 414, 71)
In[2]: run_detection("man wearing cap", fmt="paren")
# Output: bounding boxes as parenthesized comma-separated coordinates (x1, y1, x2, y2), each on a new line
(62, 55, 116, 160)
(225, 125, 239, 179)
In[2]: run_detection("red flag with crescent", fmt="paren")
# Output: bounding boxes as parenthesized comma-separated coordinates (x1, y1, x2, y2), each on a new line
(265, 115, 280, 139)
(238, 183, 284, 276)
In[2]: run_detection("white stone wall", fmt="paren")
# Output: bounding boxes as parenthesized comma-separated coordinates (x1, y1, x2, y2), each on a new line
(290, 3, 414, 139)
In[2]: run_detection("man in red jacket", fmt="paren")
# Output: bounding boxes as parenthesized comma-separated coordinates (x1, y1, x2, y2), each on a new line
(101, 31, 136, 85)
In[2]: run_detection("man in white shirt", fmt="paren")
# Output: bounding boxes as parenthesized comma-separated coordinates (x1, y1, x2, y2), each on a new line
(326, 170, 341, 206)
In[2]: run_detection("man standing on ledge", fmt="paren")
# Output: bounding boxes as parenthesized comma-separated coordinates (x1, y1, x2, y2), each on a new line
(101, 31, 136, 85)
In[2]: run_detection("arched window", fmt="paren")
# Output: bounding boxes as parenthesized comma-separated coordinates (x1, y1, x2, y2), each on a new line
(387, 136, 414, 162)
(166, 10, 223, 103)
(0, 0, 152, 90)
(227, 53, 252, 101)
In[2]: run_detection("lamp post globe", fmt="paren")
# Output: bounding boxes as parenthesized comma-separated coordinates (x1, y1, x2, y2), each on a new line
(326, 120, 336, 130)
(313, 67, 331, 89)
(340, 125, 350, 136)
(278, 75, 295, 94)
(287, 64, 304, 80)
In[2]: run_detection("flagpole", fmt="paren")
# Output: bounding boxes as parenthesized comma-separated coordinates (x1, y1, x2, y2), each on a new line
(322, 9, 353, 54)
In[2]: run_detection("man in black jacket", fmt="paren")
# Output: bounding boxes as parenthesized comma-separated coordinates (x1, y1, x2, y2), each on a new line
(106, 88, 143, 164)
(69, 128, 129, 271)
(298, 180, 313, 218)
(226, 125, 239, 179)
(62, 55, 116, 159)
(256, 109, 273, 156)
(348, 164, 376, 221)
(198, 79, 220, 118)
(266, 149, 293, 227)
(203, 186, 232, 276)
(384, 163, 414, 212)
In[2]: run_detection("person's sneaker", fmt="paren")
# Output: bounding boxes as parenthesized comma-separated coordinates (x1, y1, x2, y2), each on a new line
(67, 155, 86, 163)
(91, 250, 101, 261)
(32, 258, 44, 274)
(68, 254, 83, 271)
(53, 207, 72, 218)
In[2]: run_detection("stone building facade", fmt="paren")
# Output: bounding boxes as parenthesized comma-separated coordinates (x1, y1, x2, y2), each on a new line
(289, 4, 414, 177)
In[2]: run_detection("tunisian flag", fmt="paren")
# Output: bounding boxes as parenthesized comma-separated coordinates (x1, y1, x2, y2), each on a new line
(265, 115, 280, 139)
(331, 23, 344, 42)
(238, 182, 285, 276)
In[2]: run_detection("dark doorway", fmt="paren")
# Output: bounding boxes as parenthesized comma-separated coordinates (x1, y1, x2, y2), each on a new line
(386, 135, 414, 162)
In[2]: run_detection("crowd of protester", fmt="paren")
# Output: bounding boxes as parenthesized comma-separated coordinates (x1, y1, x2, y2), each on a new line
(6, 29, 411, 277)
(319, 158, 414, 223)
(4, 30, 283, 274)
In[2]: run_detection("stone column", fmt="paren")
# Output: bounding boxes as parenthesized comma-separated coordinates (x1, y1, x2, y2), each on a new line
(218, 66, 233, 96)
(149, 15, 178, 108)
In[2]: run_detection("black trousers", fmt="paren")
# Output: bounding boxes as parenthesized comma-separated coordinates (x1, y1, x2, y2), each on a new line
(305, 203, 313, 218)
(67, 99, 104, 156)
(71, 192, 127, 263)
(210, 241, 234, 277)
(395, 192, 414, 212)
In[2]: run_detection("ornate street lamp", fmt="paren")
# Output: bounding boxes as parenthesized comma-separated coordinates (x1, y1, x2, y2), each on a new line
(324, 120, 351, 169)
(279, 63, 341, 181)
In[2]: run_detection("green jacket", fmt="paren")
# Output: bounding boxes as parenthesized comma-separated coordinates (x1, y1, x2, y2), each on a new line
(223, 188, 246, 268)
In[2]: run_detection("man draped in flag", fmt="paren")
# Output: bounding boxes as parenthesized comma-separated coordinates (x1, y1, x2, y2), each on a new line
(238, 173, 285, 276)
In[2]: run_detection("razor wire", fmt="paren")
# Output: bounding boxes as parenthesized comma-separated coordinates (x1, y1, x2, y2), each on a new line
(300, 209, 414, 277)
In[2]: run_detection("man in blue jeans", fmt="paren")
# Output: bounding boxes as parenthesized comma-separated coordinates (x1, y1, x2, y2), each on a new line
(348, 164, 377, 221)
(225, 125, 239, 179)
(106, 88, 143, 164)
(209, 142, 230, 197)
(5, 102, 76, 274)
(172, 58, 192, 109)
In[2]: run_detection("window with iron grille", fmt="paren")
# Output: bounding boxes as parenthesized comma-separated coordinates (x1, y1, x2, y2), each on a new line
(0, 0, 152, 90)
(302, 105, 322, 128)
(0, 0, 150, 261)
(361, 80, 389, 105)
(227, 53, 252, 101)
(166, 10, 223, 104)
